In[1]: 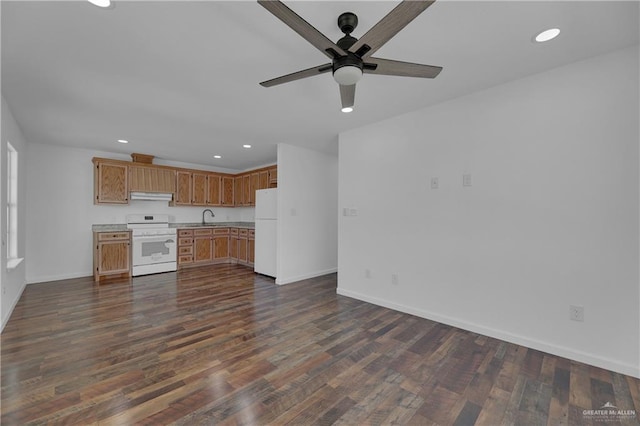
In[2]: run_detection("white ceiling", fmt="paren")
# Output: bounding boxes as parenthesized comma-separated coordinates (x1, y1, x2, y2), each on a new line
(2, 1, 638, 171)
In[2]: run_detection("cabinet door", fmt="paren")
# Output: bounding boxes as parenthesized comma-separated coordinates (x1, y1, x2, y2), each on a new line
(242, 175, 251, 206)
(95, 162, 128, 204)
(192, 173, 208, 205)
(214, 236, 229, 259)
(175, 171, 192, 205)
(129, 166, 176, 193)
(221, 177, 234, 206)
(97, 240, 130, 275)
(259, 170, 269, 190)
(247, 229, 256, 265)
(234, 176, 244, 207)
(250, 173, 259, 205)
(229, 236, 238, 259)
(207, 174, 221, 206)
(194, 236, 213, 263)
(268, 167, 277, 188)
(238, 237, 248, 263)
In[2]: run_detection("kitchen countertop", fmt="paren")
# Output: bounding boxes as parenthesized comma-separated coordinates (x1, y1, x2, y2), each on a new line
(171, 222, 254, 229)
(92, 222, 254, 232)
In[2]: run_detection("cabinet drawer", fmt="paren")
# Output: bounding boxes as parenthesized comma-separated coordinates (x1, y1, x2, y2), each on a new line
(97, 232, 130, 241)
(213, 228, 229, 235)
(179, 255, 193, 264)
(179, 246, 193, 255)
(179, 238, 193, 246)
(249, 229, 255, 238)
(239, 229, 248, 237)
(178, 229, 193, 237)
(230, 228, 238, 235)
(194, 228, 212, 236)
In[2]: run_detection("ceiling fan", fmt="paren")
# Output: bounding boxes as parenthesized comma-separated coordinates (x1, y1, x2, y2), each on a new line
(258, 0, 443, 113)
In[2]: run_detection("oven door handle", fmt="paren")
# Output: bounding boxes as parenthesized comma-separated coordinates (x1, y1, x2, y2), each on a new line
(133, 236, 177, 243)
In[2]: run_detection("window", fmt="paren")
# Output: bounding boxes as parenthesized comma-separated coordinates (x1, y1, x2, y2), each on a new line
(6, 142, 18, 261)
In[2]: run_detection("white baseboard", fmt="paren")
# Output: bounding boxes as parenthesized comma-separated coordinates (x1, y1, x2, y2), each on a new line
(337, 287, 640, 379)
(276, 267, 338, 285)
(26, 271, 92, 284)
(1, 280, 27, 333)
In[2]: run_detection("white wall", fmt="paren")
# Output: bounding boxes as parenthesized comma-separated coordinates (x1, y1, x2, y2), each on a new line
(1, 96, 28, 330)
(26, 143, 255, 284)
(338, 46, 640, 378)
(276, 143, 338, 285)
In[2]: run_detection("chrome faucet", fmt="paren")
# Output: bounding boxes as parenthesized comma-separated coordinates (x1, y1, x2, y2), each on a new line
(202, 209, 215, 224)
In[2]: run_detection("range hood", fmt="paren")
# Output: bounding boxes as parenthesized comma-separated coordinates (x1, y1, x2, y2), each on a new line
(129, 192, 173, 202)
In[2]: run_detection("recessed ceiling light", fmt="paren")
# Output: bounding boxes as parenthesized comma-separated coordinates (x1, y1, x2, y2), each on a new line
(117, 139, 128, 144)
(88, 0, 111, 8)
(214, 155, 222, 159)
(534, 28, 560, 43)
(341, 107, 353, 113)
(243, 144, 252, 149)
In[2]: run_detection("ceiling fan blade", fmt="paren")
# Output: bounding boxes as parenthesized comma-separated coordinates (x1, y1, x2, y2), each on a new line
(364, 57, 442, 78)
(349, 0, 435, 59)
(340, 84, 355, 109)
(258, 0, 347, 59)
(260, 63, 332, 87)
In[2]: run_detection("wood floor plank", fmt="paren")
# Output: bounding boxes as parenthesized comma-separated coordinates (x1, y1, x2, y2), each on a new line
(1, 264, 639, 425)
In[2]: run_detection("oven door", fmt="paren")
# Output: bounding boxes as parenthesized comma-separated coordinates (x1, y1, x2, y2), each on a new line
(132, 234, 176, 267)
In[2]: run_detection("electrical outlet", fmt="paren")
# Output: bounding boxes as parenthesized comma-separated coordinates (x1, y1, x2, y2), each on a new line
(569, 305, 584, 322)
(430, 177, 439, 190)
(391, 274, 399, 285)
(463, 174, 472, 187)
(349, 208, 358, 217)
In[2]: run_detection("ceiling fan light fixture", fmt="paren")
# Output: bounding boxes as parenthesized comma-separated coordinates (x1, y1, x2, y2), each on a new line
(534, 28, 560, 43)
(333, 65, 363, 86)
(88, 0, 111, 8)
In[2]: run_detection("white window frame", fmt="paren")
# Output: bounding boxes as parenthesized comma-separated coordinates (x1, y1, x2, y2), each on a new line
(6, 142, 21, 269)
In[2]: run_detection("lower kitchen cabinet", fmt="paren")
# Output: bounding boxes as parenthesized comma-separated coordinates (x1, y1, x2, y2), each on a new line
(247, 230, 255, 265)
(178, 229, 194, 265)
(213, 228, 229, 261)
(177, 227, 245, 269)
(194, 232, 213, 263)
(93, 231, 131, 281)
(229, 228, 239, 258)
(232, 228, 254, 267)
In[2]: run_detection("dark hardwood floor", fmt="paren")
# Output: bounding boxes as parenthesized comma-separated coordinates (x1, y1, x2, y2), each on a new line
(1, 264, 639, 425)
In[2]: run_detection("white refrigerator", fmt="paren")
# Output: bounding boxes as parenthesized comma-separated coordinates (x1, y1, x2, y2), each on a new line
(254, 188, 277, 278)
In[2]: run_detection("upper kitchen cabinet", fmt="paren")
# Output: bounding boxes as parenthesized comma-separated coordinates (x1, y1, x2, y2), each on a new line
(93, 158, 128, 204)
(221, 176, 234, 206)
(93, 155, 275, 207)
(259, 170, 269, 189)
(234, 176, 244, 207)
(207, 174, 222, 206)
(268, 166, 277, 188)
(242, 174, 251, 206)
(175, 170, 234, 207)
(129, 165, 175, 193)
(173, 170, 192, 206)
(192, 172, 208, 206)
(250, 172, 260, 205)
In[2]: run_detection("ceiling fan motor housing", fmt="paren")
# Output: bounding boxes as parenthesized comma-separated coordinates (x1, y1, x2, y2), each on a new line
(337, 12, 358, 35)
(332, 54, 363, 85)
